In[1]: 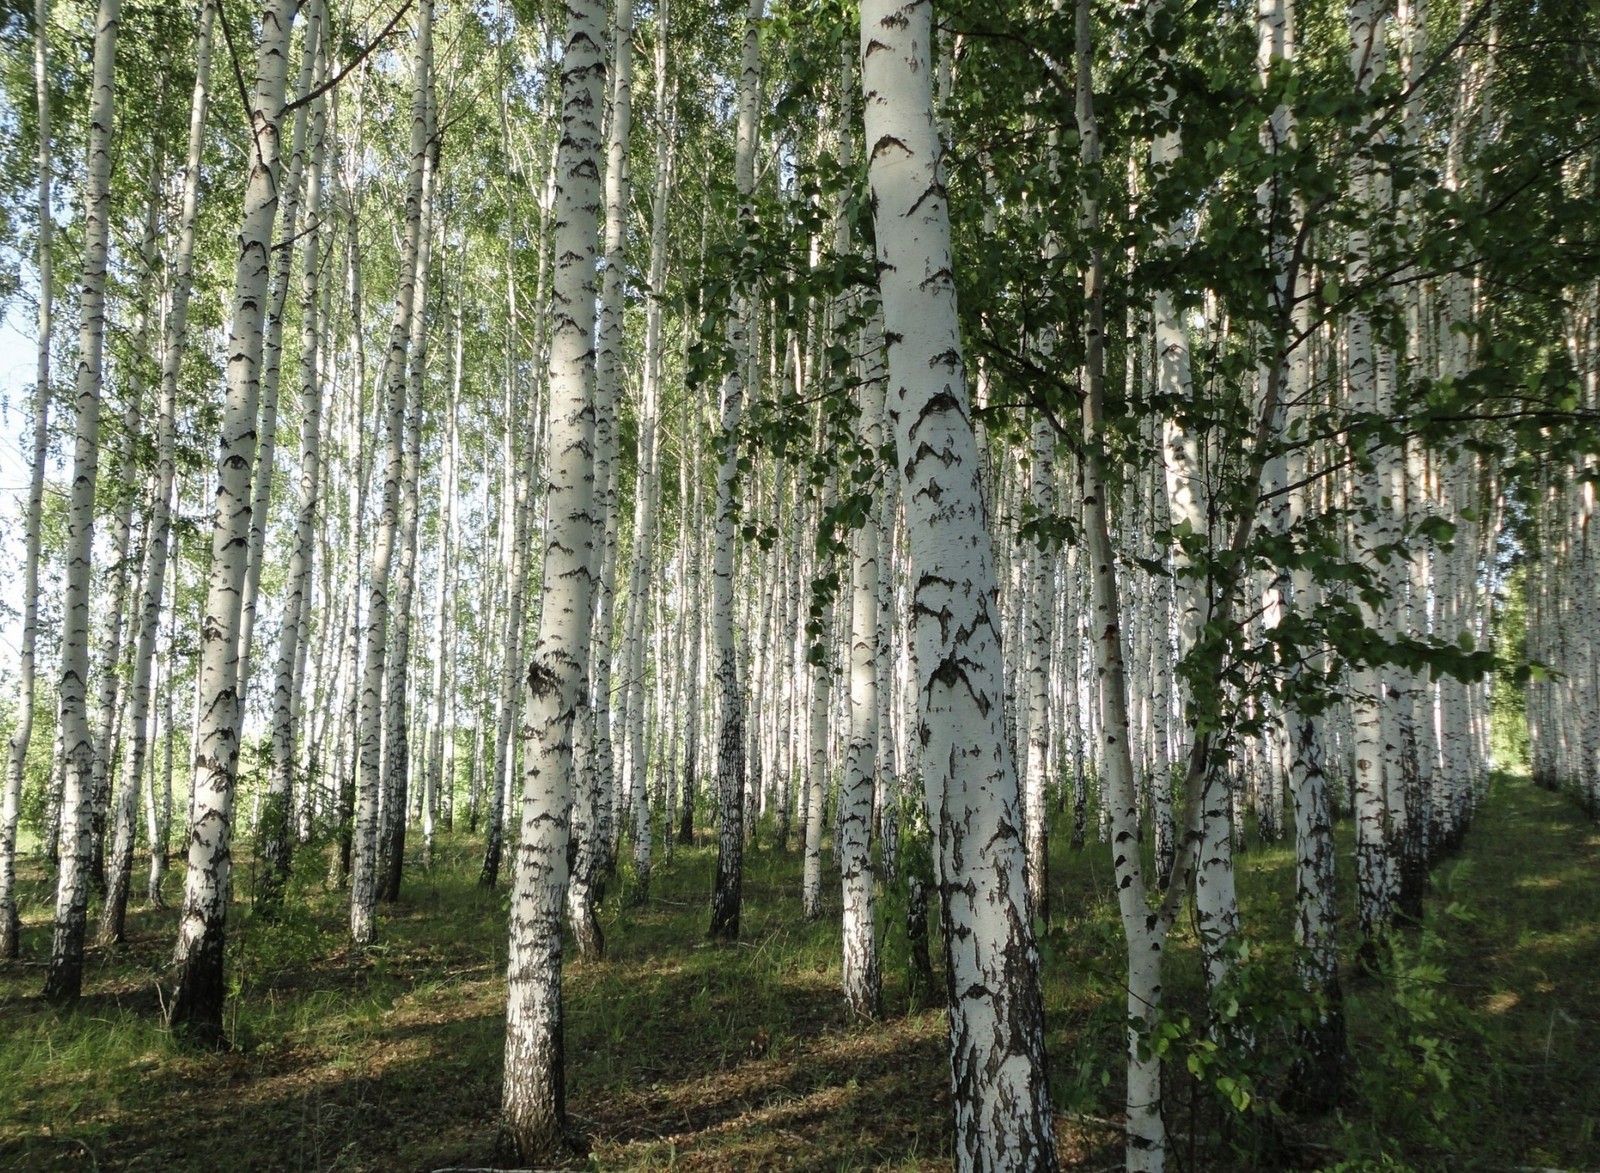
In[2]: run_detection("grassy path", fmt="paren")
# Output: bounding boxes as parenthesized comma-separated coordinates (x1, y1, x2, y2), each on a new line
(1345, 774, 1600, 1171)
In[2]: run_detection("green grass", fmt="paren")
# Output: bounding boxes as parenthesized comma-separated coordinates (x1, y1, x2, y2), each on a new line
(1, 775, 1597, 1170)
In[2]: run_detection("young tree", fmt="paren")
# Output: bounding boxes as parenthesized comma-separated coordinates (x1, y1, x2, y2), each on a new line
(616, 0, 673, 906)
(378, 56, 439, 905)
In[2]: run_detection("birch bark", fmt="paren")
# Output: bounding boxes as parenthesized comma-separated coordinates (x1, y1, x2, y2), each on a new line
(619, 0, 672, 884)
(168, 0, 297, 1041)
(96, 126, 167, 942)
(378, 64, 438, 905)
(862, 2, 1057, 1166)
(260, 4, 329, 910)
(501, 0, 605, 1155)
(43, 0, 120, 1004)
(0, 0, 54, 958)
(96, 0, 217, 944)
(352, 0, 433, 943)
(708, 0, 763, 941)
(1346, 0, 1398, 949)
(584, 0, 633, 930)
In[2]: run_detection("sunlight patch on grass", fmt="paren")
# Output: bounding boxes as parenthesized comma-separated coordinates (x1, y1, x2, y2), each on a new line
(1482, 990, 1520, 1014)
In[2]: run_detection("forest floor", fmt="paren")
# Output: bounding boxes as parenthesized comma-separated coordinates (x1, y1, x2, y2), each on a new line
(2, 771, 1598, 1172)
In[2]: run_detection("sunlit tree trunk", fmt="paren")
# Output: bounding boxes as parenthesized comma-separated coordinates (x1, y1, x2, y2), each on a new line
(582, 0, 631, 934)
(425, 300, 464, 861)
(103, 0, 216, 937)
(1022, 413, 1054, 924)
(831, 40, 880, 1018)
(97, 122, 169, 944)
(167, 0, 296, 1041)
(1, 0, 56, 959)
(1074, 0, 1198, 1162)
(352, 0, 433, 944)
(501, 0, 605, 1155)
(1147, 0, 1239, 995)
(259, 3, 329, 912)
(42, 0, 120, 1004)
(619, 0, 672, 893)
(145, 586, 177, 905)
(873, 351, 901, 878)
(482, 121, 553, 889)
(862, 2, 1058, 1167)
(377, 61, 437, 906)
(236, 5, 320, 717)
(1252, 0, 1346, 1105)
(87, 394, 140, 893)
(1346, 0, 1398, 950)
(708, 0, 763, 942)
(803, 427, 836, 922)
(839, 301, 885, 1017)
(480, 257, 534, 890)
(678, 409, 705, 847)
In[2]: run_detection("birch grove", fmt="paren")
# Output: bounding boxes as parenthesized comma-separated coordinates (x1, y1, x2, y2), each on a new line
(1, 0, 1596, 1168)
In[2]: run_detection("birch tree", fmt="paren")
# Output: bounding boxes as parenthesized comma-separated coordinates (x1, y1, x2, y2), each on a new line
(42, 0, 120, 1004)
(574, 0, 633, 941)
(708, 0, 763, 942)
(260, 0, 330, 911)
(861, 1, 1057, 1166)
(168, 0, 297, 1041)
(95, 127, 167, 945)
(352, 0, 434, 944)
(501, 0, 605, 1154)
(1, 0, 56, 960)
(617, 0, 673, 908)
(1346, 0, 1399, 950)
(378, 59, 439, 905)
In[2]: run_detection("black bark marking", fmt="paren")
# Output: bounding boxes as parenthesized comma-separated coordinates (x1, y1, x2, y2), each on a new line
(869, 134, 913, 164)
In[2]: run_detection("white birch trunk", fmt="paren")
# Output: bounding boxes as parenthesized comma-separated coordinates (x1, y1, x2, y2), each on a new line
(1346, 0, 1398, 949)
(831, 41, 880, 1018)
(1146, 0, 1240, 994)
(378, 63, 437, 906)
(1023, 414, 1054, 924)
(105, 0, 216, 937)
(96, 129, 168, 944)
(501, 0, 604, 1154)
(585, 0, 632, 929)
(351, 0, 433, 944)
(709, 0, 763, 941)
(1, 0, 56, 958)
(840, 314, 884, 1022)
(619, 0, 672, 883)
(235, 7, 320, 716)
(862, 2, 1057, 1166)
(803, 433, 837, 921)
(42, 0, 119, 1004)
(425, 299, 464, 858)
(260, 6, 328, 909)
(168, 0, 296, 1041)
